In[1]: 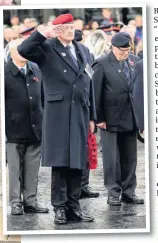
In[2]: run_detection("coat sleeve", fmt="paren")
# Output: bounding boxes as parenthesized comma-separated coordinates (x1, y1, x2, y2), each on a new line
(89, 78, 97, 121)
(18, 31, 47, 64)
(92, 61, 106, 124)
(133, 60, 144, 130)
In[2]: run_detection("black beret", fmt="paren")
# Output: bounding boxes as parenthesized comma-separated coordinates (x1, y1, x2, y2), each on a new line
(97, 24, 112, 35)
(111, 32, 132, 47)
(19, 26, 36, 35)
(75, 29, 83, 42)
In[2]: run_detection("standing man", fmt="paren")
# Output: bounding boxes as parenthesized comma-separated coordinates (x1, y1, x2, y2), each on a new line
(133, 59, 144, 132)
(18, 14, 96, 224)
(5, 38, 49, 215)
(92, 32, 144, 206)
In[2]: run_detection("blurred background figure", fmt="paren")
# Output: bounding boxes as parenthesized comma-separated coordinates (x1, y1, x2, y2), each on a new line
(74, 18, 85, 31)
(84, 30, 110, 59)
(10, 15, 20, 27)
(101, 8, 113, 25)
(136, 39, 143, 59)
(4, 27, 14, 47)
(135, 15, 143, 45)
(88, 20, 99, 31)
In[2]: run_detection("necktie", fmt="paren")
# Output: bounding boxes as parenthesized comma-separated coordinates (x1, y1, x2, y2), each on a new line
(20, 67, 26, 76)
(121, 60, 130, 79)
(66, 45, 79, 70)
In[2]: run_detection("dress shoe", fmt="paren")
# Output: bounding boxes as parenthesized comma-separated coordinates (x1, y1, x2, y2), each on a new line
(107, 196, 121, 206)
(80, 186, 99, 199)
(121, 195, 144, 204)
(24, 202, 49, 213)
(67, 209, 94, 222)
(54, 208, 67, 224)
(11, 204, 23, 215)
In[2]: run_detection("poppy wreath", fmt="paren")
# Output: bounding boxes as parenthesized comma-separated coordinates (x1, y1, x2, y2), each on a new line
(87, 130, 98, 169)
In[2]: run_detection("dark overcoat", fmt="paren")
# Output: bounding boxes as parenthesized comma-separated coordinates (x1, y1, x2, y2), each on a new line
(5, 60, 43, 143)
(133, 59, 144, 131)
(18, 31, 96, 169)
(92, 51, 139, 132)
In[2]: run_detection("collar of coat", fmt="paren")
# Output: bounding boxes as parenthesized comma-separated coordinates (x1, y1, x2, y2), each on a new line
(51, 37, 88, 76)
(7, 59, 34, 76)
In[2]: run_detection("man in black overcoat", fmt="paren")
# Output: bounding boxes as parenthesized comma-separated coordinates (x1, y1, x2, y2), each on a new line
(92, 32, 144, 206)
(5, 38, 48, 215)
(133, 59, 144, 132)
(18, 14, 96, 224)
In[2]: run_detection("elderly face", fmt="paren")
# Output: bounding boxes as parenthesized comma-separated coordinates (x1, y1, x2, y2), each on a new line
(9, 39, 27, 63)
(112, 45, 131, 61)
(59, 23, 75, 42)
(0, 0, 13, 5)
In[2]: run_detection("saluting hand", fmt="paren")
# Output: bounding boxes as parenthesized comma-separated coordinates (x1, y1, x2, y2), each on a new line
(96, 122, 106, 129)
(37, 24, 65, 38)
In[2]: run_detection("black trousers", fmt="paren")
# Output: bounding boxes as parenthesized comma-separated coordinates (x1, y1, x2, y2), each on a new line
(100, 130, 137, 198)
(81, 168, 90, 189)
(51, 167, 82, 212)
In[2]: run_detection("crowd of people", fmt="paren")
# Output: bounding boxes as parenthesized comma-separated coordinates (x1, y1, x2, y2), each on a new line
(4, 9, 144, 226)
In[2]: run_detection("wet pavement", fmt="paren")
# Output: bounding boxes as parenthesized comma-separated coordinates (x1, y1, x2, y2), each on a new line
(6, 135, 146, 231)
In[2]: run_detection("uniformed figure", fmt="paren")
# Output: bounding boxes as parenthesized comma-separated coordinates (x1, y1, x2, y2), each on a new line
(18, 14, 96, 224)
(5, 38, 48, 215)
(74, 29, 99, 199)
(92, 32, 144, 206)
(133, 59, 144, 132)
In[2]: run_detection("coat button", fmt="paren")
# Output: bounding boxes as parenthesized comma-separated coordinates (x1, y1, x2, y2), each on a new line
(64, 70, 67, 72)
(30, 96, 32, 99)
(73, 84, 76, 88)
(27, 84, 29, 86)
(32, 124, 35, 127)
(84, 88, 88, 92)
(72, 100, 75, 104)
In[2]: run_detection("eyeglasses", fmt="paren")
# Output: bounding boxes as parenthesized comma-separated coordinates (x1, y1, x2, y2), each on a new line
(118, 47, 131, 53)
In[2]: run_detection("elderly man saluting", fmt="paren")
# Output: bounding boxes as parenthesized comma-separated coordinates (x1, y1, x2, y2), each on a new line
(18, 14, 96, 224)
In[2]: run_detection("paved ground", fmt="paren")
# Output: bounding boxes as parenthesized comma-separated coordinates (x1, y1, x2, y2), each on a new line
(5, 135, 146, 232)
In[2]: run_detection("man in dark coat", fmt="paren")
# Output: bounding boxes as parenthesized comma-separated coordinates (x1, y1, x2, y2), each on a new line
(74, 29, 99, 199)
(5, 38, 48, 215)
(92, 32, 144, 206)
(133, 59, 144, 132)
(18, 14, 96, 224)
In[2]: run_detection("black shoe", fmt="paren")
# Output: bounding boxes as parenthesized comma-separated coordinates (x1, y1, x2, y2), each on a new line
(54, 208, 67, 225)
(11, 204, 23, 215)
(67, 209, 94, 222)
(80, 186, 99, 199)
(24, 202, 49, 213)
(121, 195, 144, 204)
(107, 196, 121, 206)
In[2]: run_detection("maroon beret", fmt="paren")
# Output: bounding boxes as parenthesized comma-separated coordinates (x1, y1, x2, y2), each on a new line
(52, 13, 74, 25)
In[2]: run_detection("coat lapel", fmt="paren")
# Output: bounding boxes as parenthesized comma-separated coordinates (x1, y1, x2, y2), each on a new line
(109, 51, 129, 90)
(73, 41, 87, 78)
(52, 38, 79, 74)
(127, 56, 136, 90)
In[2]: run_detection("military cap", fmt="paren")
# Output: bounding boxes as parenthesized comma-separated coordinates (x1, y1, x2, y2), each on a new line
(52, 13, 74, 25)
(112, 22, 124, 32)
(20, 26, 36, 36)
(97, 24, 113, 35)
(111, 32, 132, 48)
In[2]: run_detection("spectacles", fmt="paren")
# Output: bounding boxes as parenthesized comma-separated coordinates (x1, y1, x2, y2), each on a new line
(118, 47, 131, 53)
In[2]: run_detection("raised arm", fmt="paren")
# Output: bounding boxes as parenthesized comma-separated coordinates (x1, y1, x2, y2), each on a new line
(18, 24, 64, 64)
